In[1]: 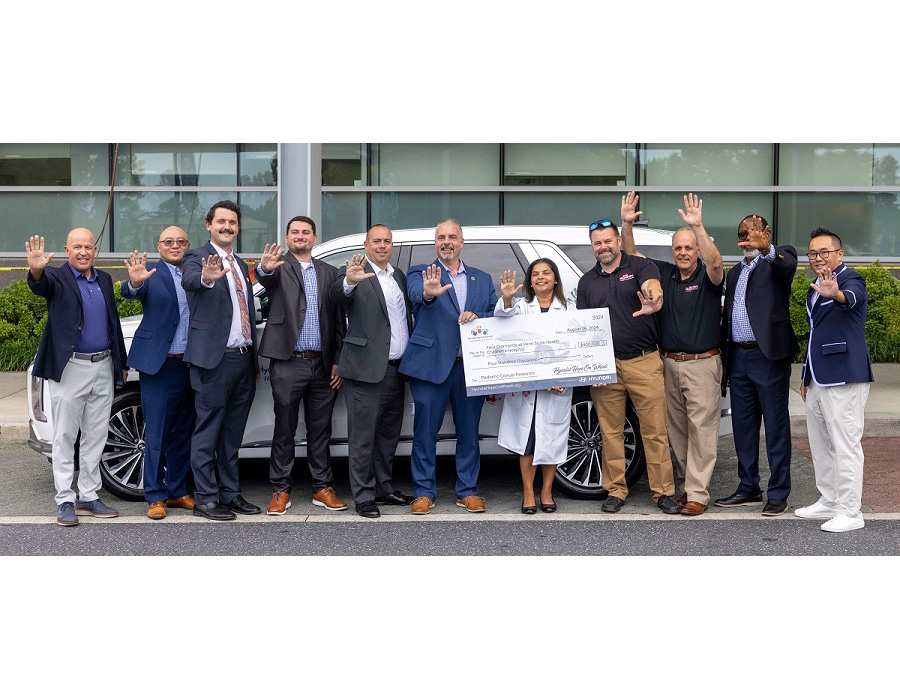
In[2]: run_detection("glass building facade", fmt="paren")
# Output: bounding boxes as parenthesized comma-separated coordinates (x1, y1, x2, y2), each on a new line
(2, 143, 898, 261)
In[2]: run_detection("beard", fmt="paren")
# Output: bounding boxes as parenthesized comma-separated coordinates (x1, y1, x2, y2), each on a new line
(744, 248, 762, 260)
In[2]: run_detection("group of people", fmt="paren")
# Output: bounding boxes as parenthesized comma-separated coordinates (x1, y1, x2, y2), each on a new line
(26, 193, 874, 534)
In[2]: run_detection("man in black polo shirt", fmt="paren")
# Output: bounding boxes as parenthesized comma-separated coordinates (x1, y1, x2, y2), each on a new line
(620, 192, 724, 516)
(576, 214, 680, 515)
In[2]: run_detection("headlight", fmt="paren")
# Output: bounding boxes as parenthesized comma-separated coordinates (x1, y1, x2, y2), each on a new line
(31, 374, 47, 422)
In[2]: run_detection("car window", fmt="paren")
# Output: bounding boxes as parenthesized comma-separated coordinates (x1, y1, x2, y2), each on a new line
(409, 243, 526, 296)
(254, 286, 269, 323)
(317, 248, 365, 269)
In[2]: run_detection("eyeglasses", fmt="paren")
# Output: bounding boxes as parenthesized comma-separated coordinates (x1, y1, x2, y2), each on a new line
(159, 238, 189, 247)
(807, 249, 841, 260)
(589, 219, 613, 232)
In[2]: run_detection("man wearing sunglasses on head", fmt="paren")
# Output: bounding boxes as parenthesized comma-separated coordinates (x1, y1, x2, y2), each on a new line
(576, 213, 680, 515)
(122, 227, 197, 520)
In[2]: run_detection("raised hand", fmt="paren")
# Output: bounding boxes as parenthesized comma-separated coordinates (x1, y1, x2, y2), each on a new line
(678, 193, 703, 229)
(500, 269, 523, 302)
(422, 264, 452, 300)
(25, 235, 54, 270)
(813, 267, 840, 299)
(201, 254, 228, 284)
(632, 289, 662, 317)
(345, 253, 375, 285)
(124, 250, 157, 287)
(621, 191, 643, 226)
(739, 215, 770, 253)
(259, 243, 286, 272)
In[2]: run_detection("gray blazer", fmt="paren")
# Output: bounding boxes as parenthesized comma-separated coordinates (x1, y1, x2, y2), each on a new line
(257, 254, 344, 370)
(329, 262, 412, 384)
(181, 242, 259, 372)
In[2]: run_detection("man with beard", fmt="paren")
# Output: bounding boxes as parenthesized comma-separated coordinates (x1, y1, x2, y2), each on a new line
(256, 216, 346, 515)
(620, 192, 725, 516)
(576, 217, 680, 515)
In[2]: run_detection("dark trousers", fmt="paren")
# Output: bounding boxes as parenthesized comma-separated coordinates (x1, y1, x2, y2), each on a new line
(141, 357, 195, 503)
(344, 364, 405, 503)
(729, 346, 792, 501)
(189, 351, 255, 504)
(269, 355, 338, 493)
(409, 360, 485, 500)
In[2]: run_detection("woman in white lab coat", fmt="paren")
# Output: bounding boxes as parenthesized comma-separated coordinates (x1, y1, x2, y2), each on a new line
(495, 258, 575, 514)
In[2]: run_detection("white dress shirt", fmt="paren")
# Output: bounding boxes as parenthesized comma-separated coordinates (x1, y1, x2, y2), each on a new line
(203, 242, 252, 349)
(344, 259, 409, 359)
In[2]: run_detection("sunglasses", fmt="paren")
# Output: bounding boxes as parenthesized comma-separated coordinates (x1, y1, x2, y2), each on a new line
(589, 219, 614, 232)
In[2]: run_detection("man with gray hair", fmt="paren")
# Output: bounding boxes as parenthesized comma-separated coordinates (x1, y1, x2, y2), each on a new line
(620, 192, 725, 515)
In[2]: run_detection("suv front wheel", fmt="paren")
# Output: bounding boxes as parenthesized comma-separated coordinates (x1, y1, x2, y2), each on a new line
(99, 389, 146, 501)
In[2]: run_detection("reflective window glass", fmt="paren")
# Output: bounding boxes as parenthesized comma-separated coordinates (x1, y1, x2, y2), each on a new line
(504, 144, 634, 186)
(641, 144, 773, 186)
(779, 144, 900, 186)
(323, 143, 365, 187)
(238, 191, 278, 252)
(0, 144, 109, 186)
(116, 143, 238, 187)
(371, 192, 499, 230)
(504, 192, 622, 226)
(239, 144, 277, 186)
(322, 192, 367, 239)
(0, 192, 111, 252)
(113, 191, 234, 252)
(373, 144, 499, 186)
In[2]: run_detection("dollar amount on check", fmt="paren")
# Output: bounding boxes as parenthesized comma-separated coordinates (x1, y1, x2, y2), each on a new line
(460, 308, 617, 396)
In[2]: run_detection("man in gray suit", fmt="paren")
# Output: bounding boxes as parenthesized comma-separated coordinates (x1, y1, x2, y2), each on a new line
(182, 200, 261, 521)
(329, 225, 415, 518)
(257, 216, 346, 515)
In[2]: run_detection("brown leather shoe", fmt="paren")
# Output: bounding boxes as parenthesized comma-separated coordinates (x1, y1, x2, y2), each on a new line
(677, 492, 688, 507)
(311, 487, 347, 511)
(410, 496, 434, 514)
(456, 495, 486, 513)
(165, 495, 195, 510)
(681, 501, 708, 516)
(267, 491, 291, 515)
(147, 501, 166, 520)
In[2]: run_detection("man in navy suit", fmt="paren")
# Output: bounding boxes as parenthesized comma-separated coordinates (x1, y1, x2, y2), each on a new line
(796, 228, 874, 533)
(121, 226, 196, 520)
(182, 200, 261, 521)
(26, 229, 128, 526)
(716, 215, 799, 516)
(399, 219, 498, 514)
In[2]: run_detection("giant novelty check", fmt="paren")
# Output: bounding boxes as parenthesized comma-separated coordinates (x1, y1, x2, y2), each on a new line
(460, 308, 617, 395)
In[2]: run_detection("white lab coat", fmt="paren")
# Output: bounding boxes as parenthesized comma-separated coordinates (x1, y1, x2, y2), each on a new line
(494, 295, 575, 465)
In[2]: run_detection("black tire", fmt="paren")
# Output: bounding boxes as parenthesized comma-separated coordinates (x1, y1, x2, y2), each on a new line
(99, 388, 146, 501)
(553, 386, 647, 499)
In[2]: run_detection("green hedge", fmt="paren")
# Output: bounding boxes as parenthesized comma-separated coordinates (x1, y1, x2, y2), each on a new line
(0, 278, 144, 371)
(790, 261, 900, 363)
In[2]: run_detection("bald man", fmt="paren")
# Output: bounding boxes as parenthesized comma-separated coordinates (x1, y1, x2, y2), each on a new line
(121, 227, 197, 519)
(27, 229, 128, 527)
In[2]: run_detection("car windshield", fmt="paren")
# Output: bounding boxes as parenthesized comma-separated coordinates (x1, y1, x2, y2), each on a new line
(560, 243, 674, 272)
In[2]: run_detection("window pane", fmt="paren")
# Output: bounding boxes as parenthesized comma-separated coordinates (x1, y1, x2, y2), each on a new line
(371, 192, 499, 229)
(113, 191, 234, 252)
(0, 144, 109, 186)
(409, 243, 524, 296)
(642, 144, 773, 186)
(115, 143, 237, 187)
(779, 144, 900, 186)
(778, 192, 900, 257)
(504, 192, 622, 226)
(505, 143, 634, 186)
(322, 192, 366, 240)
(323, 143, 365, 187)
(374, 144, 499, 186)
(238, 191, 277, 252)
(239, 144, 277, 186)
(0, 192, 110, 252)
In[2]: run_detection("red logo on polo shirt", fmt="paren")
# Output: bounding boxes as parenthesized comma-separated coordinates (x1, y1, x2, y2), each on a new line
(619, 273, 634, 282)
(685, 284, 700, 292)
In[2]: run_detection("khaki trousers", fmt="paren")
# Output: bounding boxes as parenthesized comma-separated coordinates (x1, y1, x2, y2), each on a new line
(591, 352, 674, 501)
(663, 355, 723, 505)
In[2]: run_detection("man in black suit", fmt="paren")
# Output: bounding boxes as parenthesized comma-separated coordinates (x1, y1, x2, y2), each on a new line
(256, 216, 346, 515)
(716, 215, 799, 516)
(182, 200, 261, 521)
(26, 229, 128, 526)
(329, 225, 415, 518)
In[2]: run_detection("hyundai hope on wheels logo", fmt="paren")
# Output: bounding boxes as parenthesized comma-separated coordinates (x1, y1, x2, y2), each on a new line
(470, 325, 490, 336)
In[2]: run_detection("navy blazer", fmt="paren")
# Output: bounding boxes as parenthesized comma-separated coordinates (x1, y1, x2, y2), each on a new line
(399, 259, 498, 385)
(121, 261, 184, 375)
(802, 263, 874, 387)
(181, 242, 259, 372)
(27, 265, 127, 385)
(722, 246, 800, 390)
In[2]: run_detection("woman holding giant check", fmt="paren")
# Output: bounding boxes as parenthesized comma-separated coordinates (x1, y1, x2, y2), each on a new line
(495, 259, 575, 514)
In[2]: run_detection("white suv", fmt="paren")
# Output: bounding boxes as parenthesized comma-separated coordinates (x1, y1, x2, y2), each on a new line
(27, 225, 731, 501)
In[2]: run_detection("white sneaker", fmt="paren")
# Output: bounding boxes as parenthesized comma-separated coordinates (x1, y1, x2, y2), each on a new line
(794, 501, 840, 519)
(821, 514, 865, 533)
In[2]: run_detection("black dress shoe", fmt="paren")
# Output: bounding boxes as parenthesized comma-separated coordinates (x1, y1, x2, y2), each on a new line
(656, 495, 681, 515)
(193, 501, 236, 521)
(762, 499, 787, 516)
(714, 491, 764, 508)
(355, 500, 381, 518)
(601, 496, 625, 513)
(522, 501, 537, 515)
(540, 500, 557, 513)
(374, 491, 415, 506)
(225, 495, 261, 515)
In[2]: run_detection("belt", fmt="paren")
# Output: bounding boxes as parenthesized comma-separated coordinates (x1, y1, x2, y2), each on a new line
(167, 353, 184, 359)
(387, 358, 402, 367)
(74, 349, 110, 362)
(663, 348, 721, 362)
(615, 348, 656, 361)
(225, 346, 251, 354)
(736, 341, 759, 349)
(292, 350, 322, 359)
